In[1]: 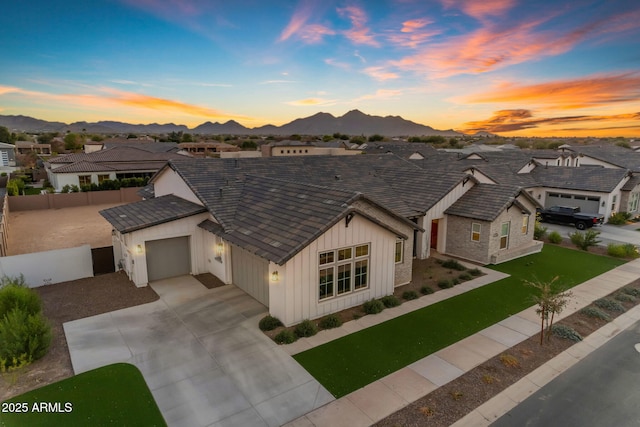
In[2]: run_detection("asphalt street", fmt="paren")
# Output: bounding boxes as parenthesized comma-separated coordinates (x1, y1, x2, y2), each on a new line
(490, 319, 640, 427)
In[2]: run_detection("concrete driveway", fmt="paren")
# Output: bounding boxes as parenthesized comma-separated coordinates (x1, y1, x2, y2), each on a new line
(64, 276, 333, 426)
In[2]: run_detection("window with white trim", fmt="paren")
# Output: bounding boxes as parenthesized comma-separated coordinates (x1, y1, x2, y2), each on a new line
(319, 244, 369, 301)
(500, 221, 510, 249)
(395, 240, 403, 263)
(521, 215, 529, 234)
(629, 193, 639, 212)
(471, 223, 481, 242)
(78, 175, 91, 186)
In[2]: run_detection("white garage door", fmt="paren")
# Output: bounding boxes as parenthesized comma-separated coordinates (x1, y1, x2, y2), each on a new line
(545, 192, 600, 214)
(145, 236, 191, 282)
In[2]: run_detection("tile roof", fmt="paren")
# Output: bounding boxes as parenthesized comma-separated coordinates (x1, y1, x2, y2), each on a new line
(562, 145, 640, 171)
(622, 175, 640, 191)
(530, 166, 629, 192)
(99, 194, 207, 233)
(49, 146, 184, 164)
(445, 184, 535, 221)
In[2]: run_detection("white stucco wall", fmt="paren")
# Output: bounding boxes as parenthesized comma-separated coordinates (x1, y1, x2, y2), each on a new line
(152, 167, 202, 205)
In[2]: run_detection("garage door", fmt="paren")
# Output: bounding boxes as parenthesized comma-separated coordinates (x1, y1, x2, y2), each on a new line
(145, 236, 191, 281)
(545, 193, 600, 214)
(231, 245, 269, 307)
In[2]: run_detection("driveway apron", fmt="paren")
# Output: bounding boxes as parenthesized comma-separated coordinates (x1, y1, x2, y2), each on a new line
(64, 275, 333, 426)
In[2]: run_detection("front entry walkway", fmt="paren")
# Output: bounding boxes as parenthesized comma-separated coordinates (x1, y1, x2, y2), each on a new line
(64, 275, 333, 426)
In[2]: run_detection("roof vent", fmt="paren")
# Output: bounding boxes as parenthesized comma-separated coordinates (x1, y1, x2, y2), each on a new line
(335, 175, 341, 180)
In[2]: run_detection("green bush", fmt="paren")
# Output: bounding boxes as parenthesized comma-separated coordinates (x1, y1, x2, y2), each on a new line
(579, 306, 611, 321)
(0, 282, 41, 318)
(458, 273, 472, 281)
(294, 319, 318, 338)
(381, 295, 401, 307)
(615, 293, 635, 303)
(274, 329, 297, 344)
(594, 298, 625, 312)
(363, 299, 384, 314)
(319, 314, 342, 329)
(451, 278, 460, 286)
(0, 307, 52, 366)
(437, 279, 453, 289)
(608, 212, 632, 225)
(402, 291, 418, 301)
(551, 324, 583, 342)
(534, 222, 548, 240)
(258, 315, 283, 331)
(547, 231, 562, 244)
(622, 287, 640, 298)
(468, 268, 482, 277)
(607, 243, 639, 258)
(441, 259, 466, 271)
(569, 229, 601, 251)
(420, 286, 434, 295)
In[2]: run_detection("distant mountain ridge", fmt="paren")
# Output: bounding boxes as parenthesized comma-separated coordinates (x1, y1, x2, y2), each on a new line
(0, 110, 461, 137)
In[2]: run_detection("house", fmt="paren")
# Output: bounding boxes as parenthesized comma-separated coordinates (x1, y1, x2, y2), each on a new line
(0, 142, 17, 169)
(178, 141, 239, 157)
(15, 141, 52, 156)
(100, 154, 544, 326)
(260, 140, 361, 157)
(46, 146, 187, 192)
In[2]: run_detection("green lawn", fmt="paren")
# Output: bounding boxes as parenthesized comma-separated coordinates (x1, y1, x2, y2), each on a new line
(294, 245, 625, 397)
(0, 363, 166, 427)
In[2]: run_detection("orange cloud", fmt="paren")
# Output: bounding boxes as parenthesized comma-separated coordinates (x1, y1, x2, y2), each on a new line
(463, 109, 640, 134)
(393, 8, 640, 78)
(440, 0, 515, 20)
(298, 24, 336, 43)
(354, 89, 403, 102)
(337, 6, 379, 47)
(463, 72, 640, 109)
(387, 19, 439, 48)
(279, 0, 316, 42)
(401, 19, 430, 33)
(363, 67, 399, 81)
(286, 98, 337, 106)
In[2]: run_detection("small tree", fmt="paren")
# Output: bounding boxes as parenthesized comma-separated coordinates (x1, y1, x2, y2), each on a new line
(569, 229, 601, 251)
(527, 277, 573, 345)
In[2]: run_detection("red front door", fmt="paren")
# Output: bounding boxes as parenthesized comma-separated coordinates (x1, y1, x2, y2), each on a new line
(430, 220, 438, 249)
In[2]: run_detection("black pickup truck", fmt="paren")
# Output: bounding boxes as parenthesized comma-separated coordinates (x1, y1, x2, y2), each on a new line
(538, 206, 604, 230)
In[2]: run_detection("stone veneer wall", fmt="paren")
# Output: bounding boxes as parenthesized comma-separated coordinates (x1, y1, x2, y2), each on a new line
(445, 216, 491, 264)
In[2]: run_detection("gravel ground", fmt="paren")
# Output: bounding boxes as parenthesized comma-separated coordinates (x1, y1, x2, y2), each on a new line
(0, 272, 158, 401)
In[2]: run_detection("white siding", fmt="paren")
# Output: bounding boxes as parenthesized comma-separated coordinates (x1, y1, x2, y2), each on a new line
(231, 244, 269, 306)
(153, 167, 202, 205)
(269, 214, 397, 326)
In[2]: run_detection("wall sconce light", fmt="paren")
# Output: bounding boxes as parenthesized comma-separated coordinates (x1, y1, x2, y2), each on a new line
(111, 229, 116, 236)
(271, 271, 279, 282)
(601, 201, 605, 207)
(215, 242, 223, 257)
(136, 244, 143, 254)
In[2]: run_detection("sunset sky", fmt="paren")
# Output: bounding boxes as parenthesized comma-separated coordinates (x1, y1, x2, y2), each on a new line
(1, 0, 639, 137)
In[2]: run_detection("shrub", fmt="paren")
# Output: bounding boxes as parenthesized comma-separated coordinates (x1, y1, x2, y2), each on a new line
(319, 314, 342, 329)
(534, 222, 548, 240)
(451, 278, 460, 286)
(607, 243, 639, 258)
(569, 230, 601, 251)
(381, 295, 401, 307)
(0, 307, 52, 366)
(482, 374, 495, 384)
(499, 354, 520, 368)
(363, 299, 384, 314)
(579, 306, 611, 321)
(594, 298, 625, 312)
(441, 259, 466, 271)
(437, 279, 453, 289)
(294, 319, 318, 338)
(458, 273, 472, 281)
(0, 282, 41, 318)
(622, 287, 640, 298)
(402, 291, 419, 301)
(615, 293, 635, 303)
(420, 286, 434, 295)
(468, 268, 482, 277)
(274, 329, 297, 344)
(608, 211, 632, 225)
(258, 315, 283, 331)
(547, 231, 562, 244)
(551, 324, 582, 342)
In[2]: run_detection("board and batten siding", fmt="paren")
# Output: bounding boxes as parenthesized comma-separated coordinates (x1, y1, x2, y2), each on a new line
(124, 212, 209, 286)
(230, 244, 269, 307)
(200, 227, 232, 284)
(152, 167, 202, 205)
(269, 213, 398, 327)
(418, 179, 475, 259)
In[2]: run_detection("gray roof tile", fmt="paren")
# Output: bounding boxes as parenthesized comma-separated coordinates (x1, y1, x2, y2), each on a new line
(445, 184, 534, 221)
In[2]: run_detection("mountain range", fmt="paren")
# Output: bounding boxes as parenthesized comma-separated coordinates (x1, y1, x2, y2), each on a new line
(0, 110, 461, 137)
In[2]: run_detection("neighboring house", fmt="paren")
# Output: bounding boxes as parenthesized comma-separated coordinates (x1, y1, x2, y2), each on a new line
(0, 143, 16, 169)
(46, 146, 187, 191)
(15, 141, 52, 156)
(178, 141, 239, 157)
(100, 155, 544, 326)
(261, 140, 361, 157)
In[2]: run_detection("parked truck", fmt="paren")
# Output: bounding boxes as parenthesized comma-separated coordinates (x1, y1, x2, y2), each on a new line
(538, 206, 604, 230)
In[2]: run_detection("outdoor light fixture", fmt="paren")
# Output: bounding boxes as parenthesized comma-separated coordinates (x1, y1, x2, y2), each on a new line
(215, 242, 223, 257)
(271, 271, 279, 282)
(136, 245, 143, 254)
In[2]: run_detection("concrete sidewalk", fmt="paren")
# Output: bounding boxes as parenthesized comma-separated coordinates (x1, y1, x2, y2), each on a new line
(285, 258, 640, 427)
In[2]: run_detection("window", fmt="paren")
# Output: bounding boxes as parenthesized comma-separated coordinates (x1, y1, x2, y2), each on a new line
(97, 174, 110, 183)
(471, 223, 481, 242)
(395, 240, 403, 263)
(318, 243, 370, 300)
(0, 151, 8, 166)
(78, 175, 91, 186)
(521, 215, 529, 234)
(500, 222, 510, 249)
(630, 193, 640, 212)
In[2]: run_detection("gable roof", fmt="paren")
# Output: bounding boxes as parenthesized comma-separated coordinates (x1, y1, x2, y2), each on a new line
(561, 145, 640, 171)
(99, 194, 207, 233)
(445, 184, 538, 221)
(530, 166, 629, 192)
(49, 146, 184, 164)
